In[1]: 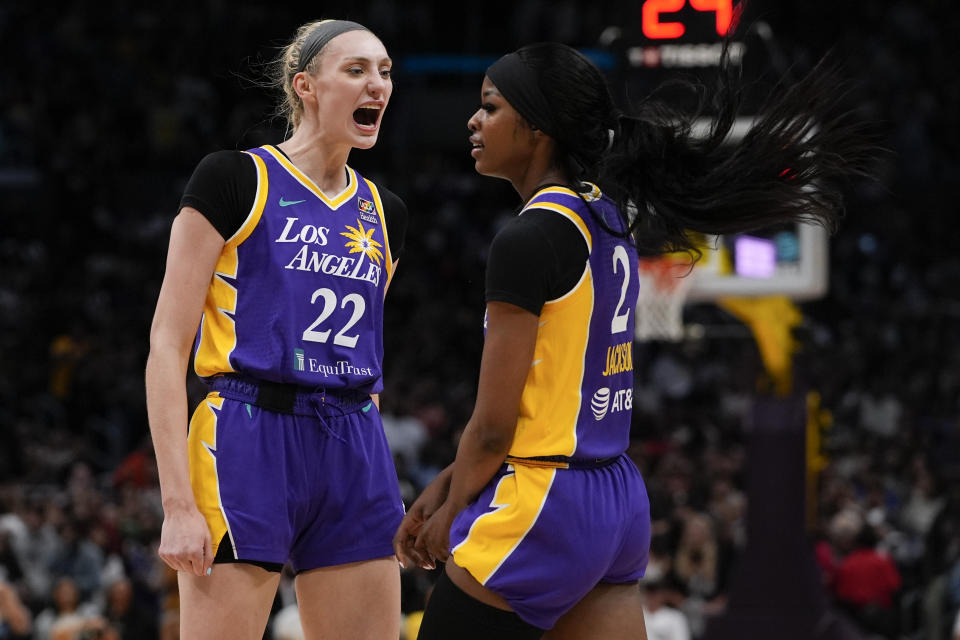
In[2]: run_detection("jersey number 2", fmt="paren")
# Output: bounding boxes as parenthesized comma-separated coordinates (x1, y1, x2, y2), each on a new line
(302, 288, 365, 348)
(611, 246, 631, 334)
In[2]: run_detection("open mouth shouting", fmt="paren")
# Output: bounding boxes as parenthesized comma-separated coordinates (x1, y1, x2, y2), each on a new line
(353, 104, 382, 131)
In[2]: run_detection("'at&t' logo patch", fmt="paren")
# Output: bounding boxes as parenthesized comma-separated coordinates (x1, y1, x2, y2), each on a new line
(590, 386, 632, 420)
(591, 387, 610, 420)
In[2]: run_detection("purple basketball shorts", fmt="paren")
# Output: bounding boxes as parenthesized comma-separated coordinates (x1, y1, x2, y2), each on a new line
(449, 454, 650, 630)
(187, 382, 404, 573)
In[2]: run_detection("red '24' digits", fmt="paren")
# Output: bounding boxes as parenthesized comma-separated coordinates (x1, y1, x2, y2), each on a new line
(642, 0, 733, 39)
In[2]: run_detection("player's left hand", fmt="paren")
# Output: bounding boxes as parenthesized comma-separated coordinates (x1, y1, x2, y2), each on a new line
(394, 467, 453, 569)
(414, 500, 457, 565)
(394, 508, 430, 570)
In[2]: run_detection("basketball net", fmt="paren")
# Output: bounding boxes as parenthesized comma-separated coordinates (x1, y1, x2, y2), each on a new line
(634, 256, 695, 342)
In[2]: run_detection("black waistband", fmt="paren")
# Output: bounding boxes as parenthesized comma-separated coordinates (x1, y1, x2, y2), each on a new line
(207, 374, 371, 416)
(504, 454, 620, 470)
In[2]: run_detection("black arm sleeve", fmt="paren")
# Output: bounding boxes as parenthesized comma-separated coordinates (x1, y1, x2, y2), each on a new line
(485, 208, 589, 316)
(179, 150, 257, 240)
(378, 185, 408, 259)
(181, 150, 407, 256)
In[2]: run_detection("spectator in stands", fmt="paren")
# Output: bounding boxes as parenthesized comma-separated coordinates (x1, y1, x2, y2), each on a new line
(641, 579, 691, 640)
(33, 577, 101, 640)
(102, 577, 158, 640)
(0, 578, 31, 640)
(48, 519, 104, 602)
(833, 524, 902, 637)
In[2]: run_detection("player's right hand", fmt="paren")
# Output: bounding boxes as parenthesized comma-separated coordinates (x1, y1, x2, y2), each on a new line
(394, 505, 432, 571)
(393, 469, 452, 570)
(158, 502, 213, 577)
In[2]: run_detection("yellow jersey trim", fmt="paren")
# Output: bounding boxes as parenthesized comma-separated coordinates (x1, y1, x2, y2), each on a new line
(521, 201, 593, 252)
(364, 178, 394, 290)
(193, 155, 268, 377)
(227, 152, 269, 248)
(544, 264, 590, 307)
(261, 145, 358, 209)
(508, 265, 593, 458)
(533, 183, 602, 202)
(192, 155, 268, 377)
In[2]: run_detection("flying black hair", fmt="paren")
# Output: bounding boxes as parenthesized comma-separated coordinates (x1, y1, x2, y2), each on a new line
(506, 41, 879, 257)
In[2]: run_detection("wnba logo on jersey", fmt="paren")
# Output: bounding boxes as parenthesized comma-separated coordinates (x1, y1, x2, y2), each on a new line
(357, 197, 378, 224)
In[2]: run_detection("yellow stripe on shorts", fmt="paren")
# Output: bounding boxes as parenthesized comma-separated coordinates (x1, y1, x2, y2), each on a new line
(187, 392, 231, 558)
(451, 465, 557, 585)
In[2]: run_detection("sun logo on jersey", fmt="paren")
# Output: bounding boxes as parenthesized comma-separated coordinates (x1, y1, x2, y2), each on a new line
(341, 220, 384, 265)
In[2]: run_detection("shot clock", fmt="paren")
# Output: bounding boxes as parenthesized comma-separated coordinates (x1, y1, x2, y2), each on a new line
(641, 0, 736, 40)
(627, 0, 746, 68)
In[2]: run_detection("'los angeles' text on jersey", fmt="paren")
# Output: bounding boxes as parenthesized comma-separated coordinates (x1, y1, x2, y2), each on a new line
(193, 145, 394, 393)
(504, 185, 640, 461)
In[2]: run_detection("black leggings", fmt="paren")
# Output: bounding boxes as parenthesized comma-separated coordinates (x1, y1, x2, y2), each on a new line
(417, 570, 545, 640)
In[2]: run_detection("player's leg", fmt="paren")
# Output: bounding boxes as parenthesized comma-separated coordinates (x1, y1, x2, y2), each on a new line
(545, 457, 652, 639)
(543, 582, 648, 640)
(184, 392, 295, 639)
(286, 397, 406, 639)
(417, 565, 544, 640)
(178, 564, 281, 640)
(294, 556, 400, 640)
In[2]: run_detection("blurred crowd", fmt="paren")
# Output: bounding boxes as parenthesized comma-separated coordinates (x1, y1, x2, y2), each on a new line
(1, 1, 958, 639)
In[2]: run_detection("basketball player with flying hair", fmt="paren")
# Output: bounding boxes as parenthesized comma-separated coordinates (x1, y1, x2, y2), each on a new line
(395, 41, 876, 639)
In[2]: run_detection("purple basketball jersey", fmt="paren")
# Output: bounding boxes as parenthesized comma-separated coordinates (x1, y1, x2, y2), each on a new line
(450, 185, 649, 629)
(506, 184, 640, 461)
(193, 145, 394, 393)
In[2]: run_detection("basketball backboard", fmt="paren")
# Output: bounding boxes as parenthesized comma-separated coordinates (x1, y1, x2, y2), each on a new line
(686, 222, 829, 302)
(633, 117, 831, 341)
(685, 117, 829, 302)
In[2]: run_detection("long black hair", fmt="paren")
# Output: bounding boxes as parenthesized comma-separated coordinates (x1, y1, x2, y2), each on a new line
(509, 42, 879, 256)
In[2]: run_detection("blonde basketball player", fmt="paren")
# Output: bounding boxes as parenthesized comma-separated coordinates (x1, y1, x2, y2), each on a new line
(147, 20, 407, 640)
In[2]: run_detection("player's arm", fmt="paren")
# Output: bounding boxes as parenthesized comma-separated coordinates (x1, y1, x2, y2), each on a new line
(380, 185, 407, 303)
(145, 207, 224, 576)
(454, 303, 540, 492)
(407, 210, 585, 563)
(146, 151, 250, 576)
(370, 254, 402, 411)
(394, 463, 453, 569)
(414, 301, 538, 562)
(373, 185, 407, 409)
(379, 185, 408, 268)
